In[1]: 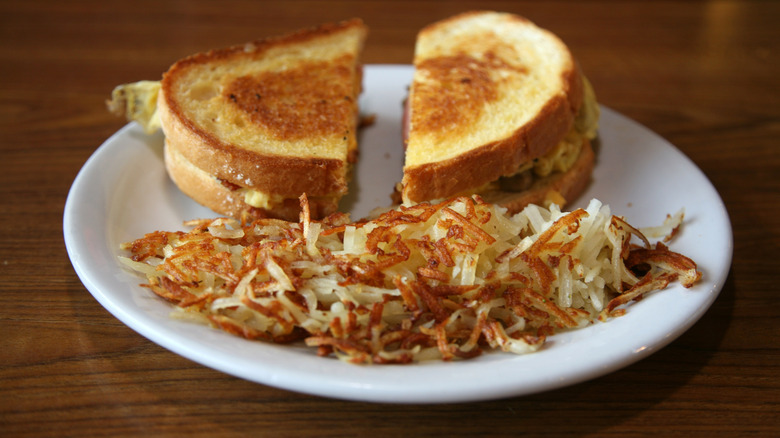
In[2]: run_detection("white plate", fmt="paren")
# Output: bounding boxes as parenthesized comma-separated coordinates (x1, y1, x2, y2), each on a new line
(64, 65, 732, 403)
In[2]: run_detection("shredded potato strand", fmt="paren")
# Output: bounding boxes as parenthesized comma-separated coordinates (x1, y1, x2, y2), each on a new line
(120, 195, 701, 364)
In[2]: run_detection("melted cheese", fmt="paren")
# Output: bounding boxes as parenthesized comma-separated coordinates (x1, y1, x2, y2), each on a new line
(242, 189, 286, 210)
(241, 187, 339, 212)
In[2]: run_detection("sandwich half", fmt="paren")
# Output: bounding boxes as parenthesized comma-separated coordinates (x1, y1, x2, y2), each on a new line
(400, 11, 599, 211)
(110, 19, 368, 221)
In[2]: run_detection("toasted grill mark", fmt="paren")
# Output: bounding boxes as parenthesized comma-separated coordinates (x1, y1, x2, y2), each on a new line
(225, 57, 354, 140)
(412, 51, 527, 137)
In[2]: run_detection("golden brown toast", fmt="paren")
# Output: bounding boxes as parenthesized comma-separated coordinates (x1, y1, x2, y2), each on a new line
(137, 19, 367, 221)
(401, 11, 599, 211)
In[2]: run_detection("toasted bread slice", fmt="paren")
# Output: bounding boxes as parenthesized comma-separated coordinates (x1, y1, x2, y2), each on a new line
(157, 19, 367, 221)
(163, 139, 338, 221)
(401, 11, 598, 210)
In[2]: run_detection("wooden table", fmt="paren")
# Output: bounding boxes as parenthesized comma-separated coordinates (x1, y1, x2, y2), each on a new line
(2, 1, 778, 436)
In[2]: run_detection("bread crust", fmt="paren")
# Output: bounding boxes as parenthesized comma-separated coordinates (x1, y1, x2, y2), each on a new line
(482, 138, 595, 213)
(158, 19, 366, 199)
(158, 98, 349, 196)
(402, 11, 584, 203)
(164, 140, 338, 222)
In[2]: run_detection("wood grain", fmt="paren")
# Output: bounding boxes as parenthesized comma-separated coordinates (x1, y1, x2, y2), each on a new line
(1, 1, 778, 436)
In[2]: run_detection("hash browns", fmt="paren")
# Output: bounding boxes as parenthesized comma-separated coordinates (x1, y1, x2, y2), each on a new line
(119, 195, 700, 364)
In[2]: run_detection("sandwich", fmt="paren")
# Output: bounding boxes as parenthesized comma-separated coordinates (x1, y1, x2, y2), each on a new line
(399, 11, 600, 212)
(108, 19, 368, 222)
